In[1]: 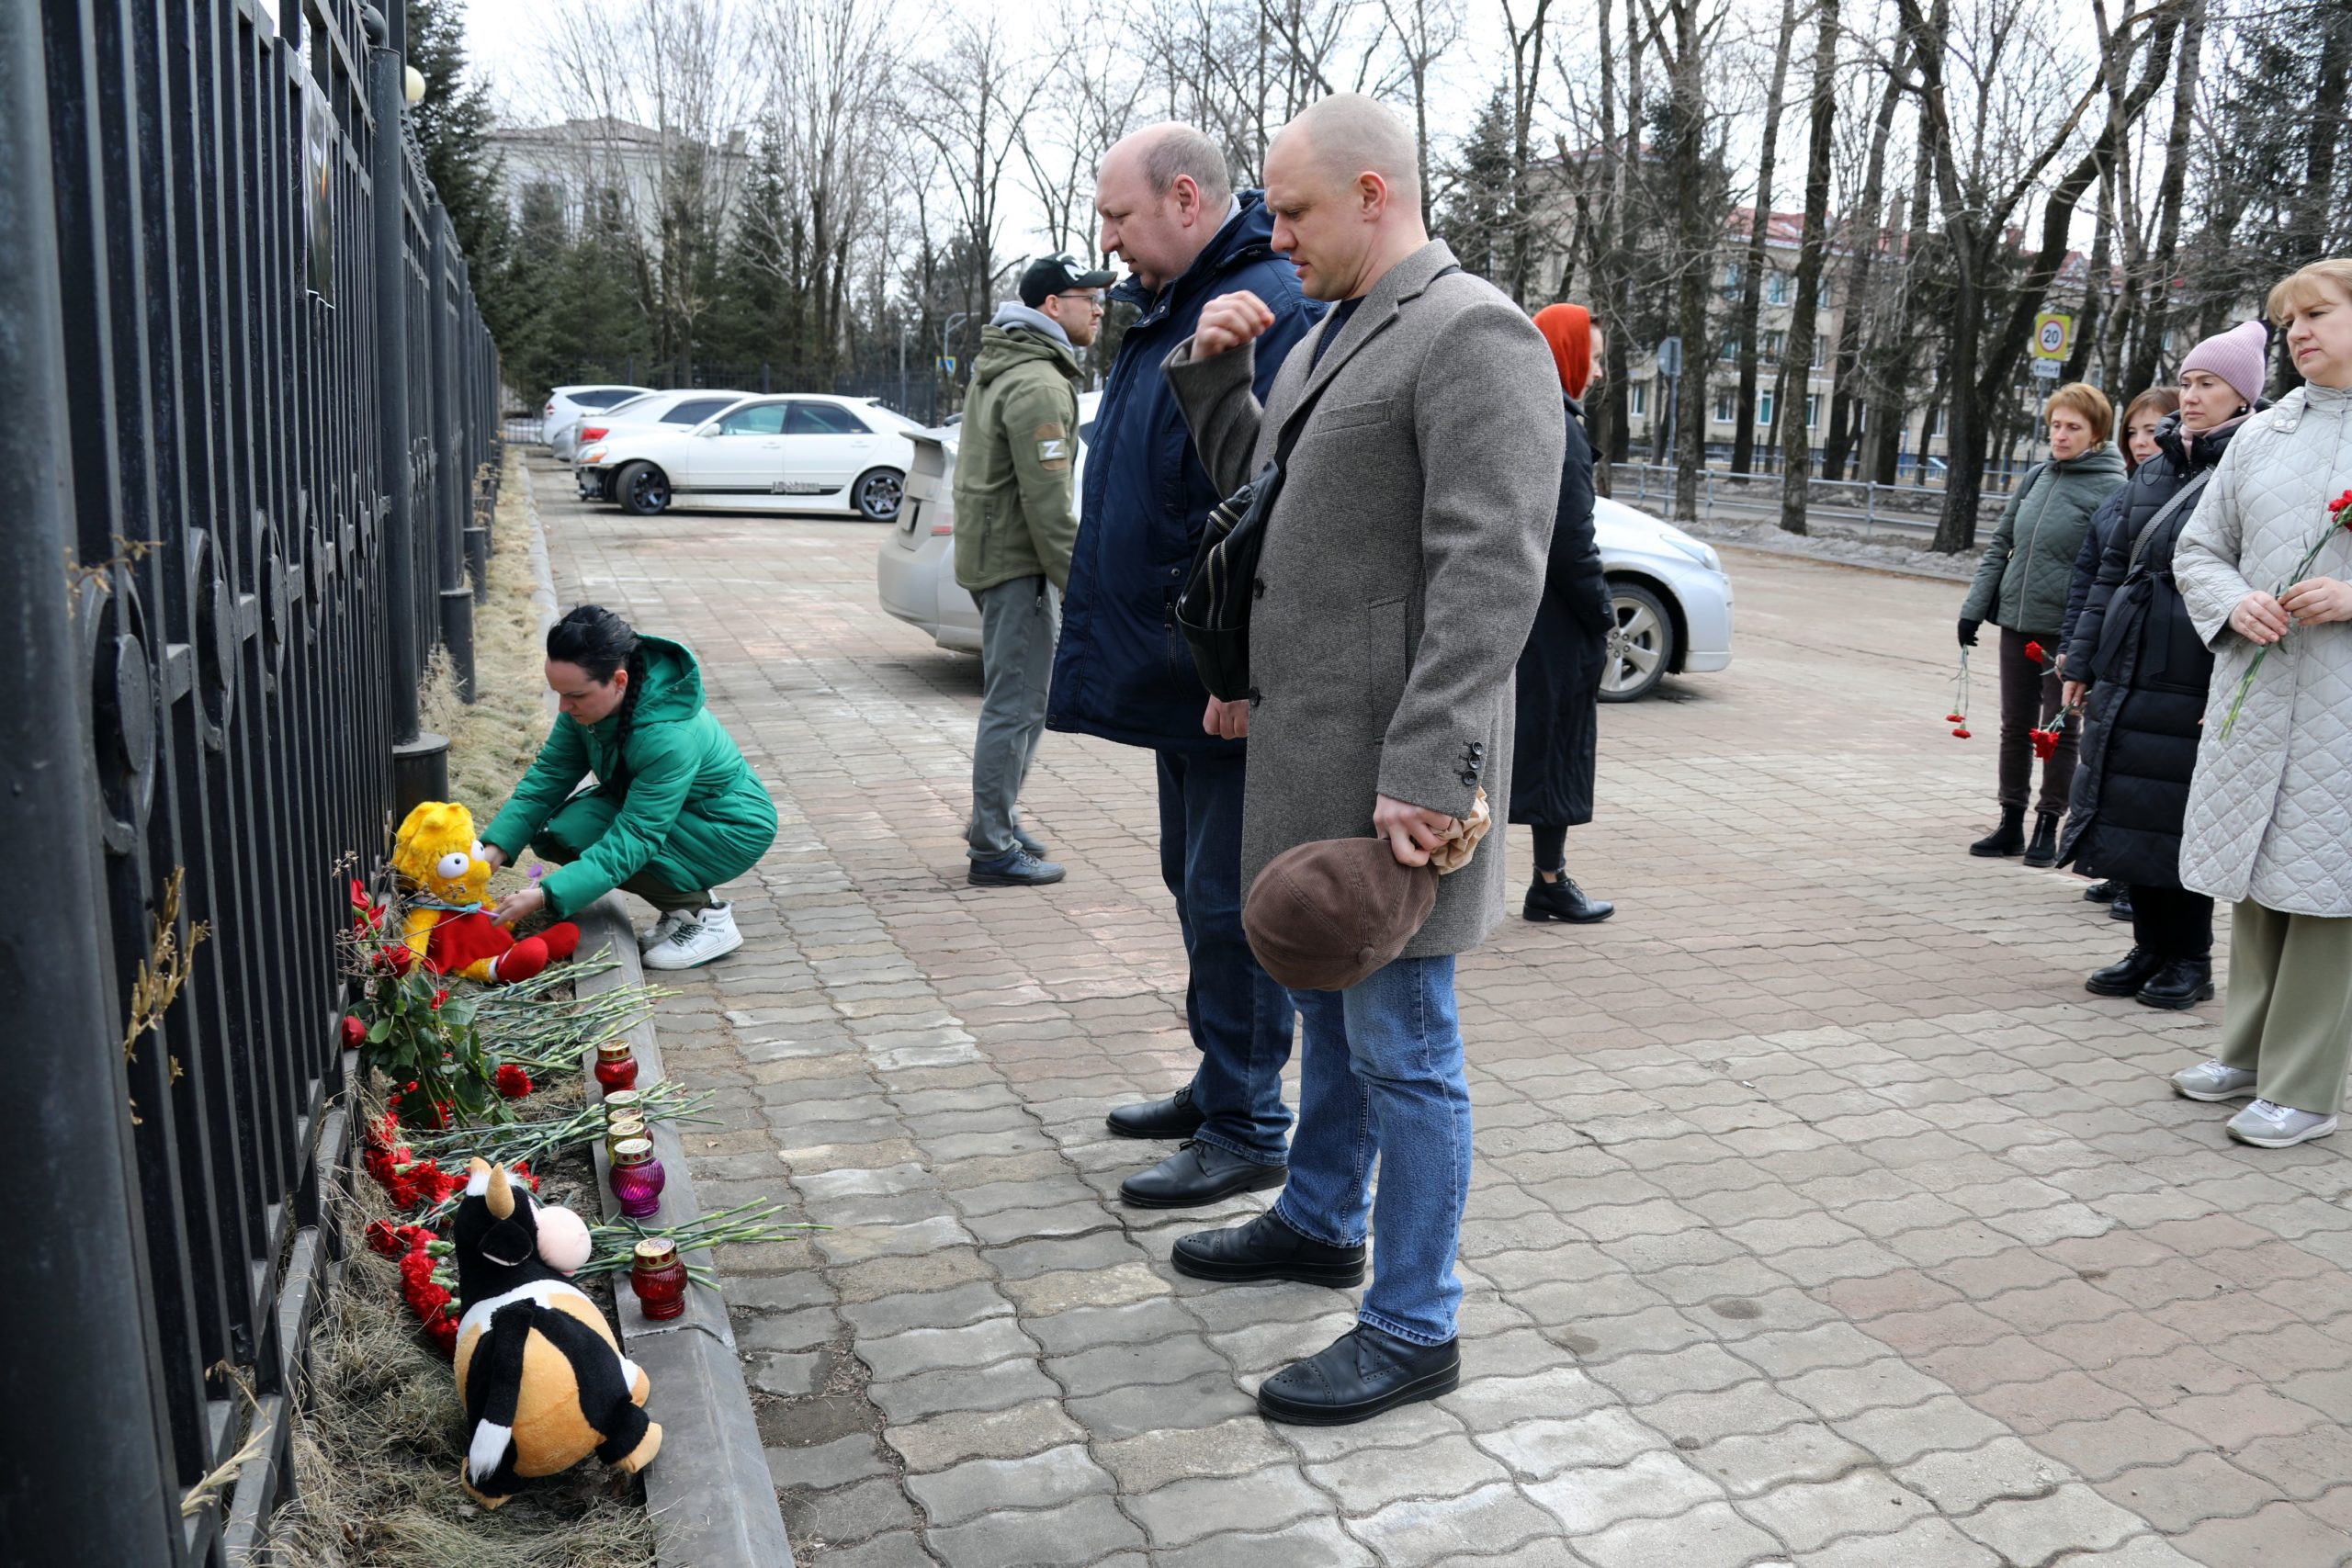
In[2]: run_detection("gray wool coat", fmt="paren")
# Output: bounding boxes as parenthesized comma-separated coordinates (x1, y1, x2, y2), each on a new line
(2174, 381, 2352, 918)
(1163, 240, 1564, 958)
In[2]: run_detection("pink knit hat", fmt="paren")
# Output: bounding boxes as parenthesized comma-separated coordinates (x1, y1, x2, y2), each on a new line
(2180, 321, 2269, 408)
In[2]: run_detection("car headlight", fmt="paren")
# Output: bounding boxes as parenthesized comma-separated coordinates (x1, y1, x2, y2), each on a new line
(1652, 525, 1721, 573)
(582, 447, 606, 465)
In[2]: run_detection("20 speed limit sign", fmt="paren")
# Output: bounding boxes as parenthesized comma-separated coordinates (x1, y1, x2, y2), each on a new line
(2031, 312, 2073, 360)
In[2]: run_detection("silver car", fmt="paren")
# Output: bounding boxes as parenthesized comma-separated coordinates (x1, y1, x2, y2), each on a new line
(877, 399, 1732, 701)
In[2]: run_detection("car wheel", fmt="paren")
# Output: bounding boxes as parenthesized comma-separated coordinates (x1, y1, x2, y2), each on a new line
(1599, 581, 1675, 703)
(616, 461, 670, 516)
(853, 467, 904, 522)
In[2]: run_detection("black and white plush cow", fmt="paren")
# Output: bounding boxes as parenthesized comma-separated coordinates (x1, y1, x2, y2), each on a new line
(450, 1158, 661, 1505)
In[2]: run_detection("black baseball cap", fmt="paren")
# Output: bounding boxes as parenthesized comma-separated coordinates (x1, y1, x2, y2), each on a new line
(1019, 253, 1116, 308)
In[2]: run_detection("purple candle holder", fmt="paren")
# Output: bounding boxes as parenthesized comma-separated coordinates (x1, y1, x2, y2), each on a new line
(609, 1137, 666, 1218)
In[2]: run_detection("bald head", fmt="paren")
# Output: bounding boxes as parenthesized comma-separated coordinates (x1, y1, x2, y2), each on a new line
(1272, 94, 1419, 210)
(1097, 122, 1236, 291)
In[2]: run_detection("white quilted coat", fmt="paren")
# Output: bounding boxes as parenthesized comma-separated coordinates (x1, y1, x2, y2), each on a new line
(2174, 381, 2352, 917)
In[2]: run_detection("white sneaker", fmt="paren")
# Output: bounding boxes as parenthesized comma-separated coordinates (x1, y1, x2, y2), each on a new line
(639, 909, 692, 953)
(2226, 1100, 2337, 1149)
(2172, 1059, 2259, 1102)
(641, 902, 742, 970)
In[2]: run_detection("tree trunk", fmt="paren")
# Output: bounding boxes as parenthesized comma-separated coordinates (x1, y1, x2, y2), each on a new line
(1668, 0, 1711, 521)
(1823, 50, 1905, 481)
(1731, 0, 1799, 475)
(2291, 5, 2351, 267)
(2063, 167, 2114, 385)
(1777, 0, 1839, 535)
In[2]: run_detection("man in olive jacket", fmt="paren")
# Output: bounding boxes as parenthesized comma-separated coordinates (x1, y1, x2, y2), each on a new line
(953, 254, 1111, 886)
(1161, 95, 1562, 1426)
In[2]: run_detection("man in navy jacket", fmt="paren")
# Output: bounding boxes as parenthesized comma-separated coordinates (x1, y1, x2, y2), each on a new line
(1048, 125, 1323, 1207)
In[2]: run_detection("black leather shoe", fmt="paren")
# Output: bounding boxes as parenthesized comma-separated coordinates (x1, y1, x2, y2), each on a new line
(1170, 1210, 1363, 1285)
(1524, 875, 1614, 923)
(1106, 1084, 1205, 1141)
(2022, 811, 2061, 867)
(2138, 958, 2215, 1010)
(2084, 879, 2120, 904)
(2110, 886, 2135, 920)
(1971, 806, 2027, 857)
(1121, 1142, 1287, 1210)
(1257, 1325, 1461, 1426)
(2086, 946, 2165, 998)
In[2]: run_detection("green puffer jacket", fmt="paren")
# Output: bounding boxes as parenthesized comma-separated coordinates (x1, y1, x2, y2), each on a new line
(1962, 446, 2128, 635)
(483, 636, 777, 918)
(953, 315, 1082, 594)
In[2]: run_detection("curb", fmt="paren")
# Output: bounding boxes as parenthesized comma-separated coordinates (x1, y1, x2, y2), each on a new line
(578, 901, 795, 1568)
(521, 455, 793, 1566)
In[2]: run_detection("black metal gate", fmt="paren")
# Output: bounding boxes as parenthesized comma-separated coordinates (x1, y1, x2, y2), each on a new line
(1, 2, 501, 1562)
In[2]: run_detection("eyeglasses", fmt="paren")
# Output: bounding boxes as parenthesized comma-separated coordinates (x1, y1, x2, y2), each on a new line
(1056, 291, 1106, 311)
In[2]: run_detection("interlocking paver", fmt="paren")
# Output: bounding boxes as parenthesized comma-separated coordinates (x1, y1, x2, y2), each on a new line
(533, 471, 2352, 1564)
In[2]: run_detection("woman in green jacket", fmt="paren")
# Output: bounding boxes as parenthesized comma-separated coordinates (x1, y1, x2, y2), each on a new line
(1957, 382, 2127, 866)
(483, 605, 778, 970)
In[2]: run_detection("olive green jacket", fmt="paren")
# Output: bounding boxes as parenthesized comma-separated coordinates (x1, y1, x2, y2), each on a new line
(952, 319, 1082, 594)
(1962, 446, 2128, 635)
(482, 637, 777, 917)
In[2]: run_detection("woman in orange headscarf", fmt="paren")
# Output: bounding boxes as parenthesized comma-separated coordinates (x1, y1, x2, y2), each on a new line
(1510, 304, 1616, 923)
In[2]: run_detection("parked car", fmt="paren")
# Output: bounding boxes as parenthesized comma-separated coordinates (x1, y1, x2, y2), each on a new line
(880, 396, 1733, 702)
(577, 394, 916, 522)
(876, 394, 1099, 654)
(545, 384, 653, 459)
(570, 389, 752, 501)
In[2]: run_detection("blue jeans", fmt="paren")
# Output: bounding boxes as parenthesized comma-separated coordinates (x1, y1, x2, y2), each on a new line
(1155, 750, 1294, 1166)
(1273, 955, 1471, 1346)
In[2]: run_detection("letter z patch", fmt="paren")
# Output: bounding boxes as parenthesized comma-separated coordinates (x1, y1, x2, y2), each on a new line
(1034, 422, 1070, 470)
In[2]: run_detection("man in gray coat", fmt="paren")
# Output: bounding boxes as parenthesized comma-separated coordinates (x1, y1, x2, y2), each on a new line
(1161, 93, 1562, 1425)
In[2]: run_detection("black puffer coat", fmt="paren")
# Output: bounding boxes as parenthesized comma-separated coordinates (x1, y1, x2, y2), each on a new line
(1510, 395, 1613, 828)
(2058, 413, 2248, 886)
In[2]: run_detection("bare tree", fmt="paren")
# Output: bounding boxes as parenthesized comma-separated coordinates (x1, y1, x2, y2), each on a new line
(1376, 0, 1464, 227)
(1017, 42, 1147, 263)
(1729, 0, 1799, 475)
(1777, 0, 1841, 533)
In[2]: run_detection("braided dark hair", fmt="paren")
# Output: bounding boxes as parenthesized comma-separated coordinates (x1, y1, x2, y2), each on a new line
(547, 604, 648, 786)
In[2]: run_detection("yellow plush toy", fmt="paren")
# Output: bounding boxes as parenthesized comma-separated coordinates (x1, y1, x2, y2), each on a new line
(388, 801, 579, 983)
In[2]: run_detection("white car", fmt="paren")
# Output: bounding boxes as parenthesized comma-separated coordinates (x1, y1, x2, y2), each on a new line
(579, 394, 918, 522)
(879, 398, 1732, 701)
(877, 392, 1101, 653)
(571, 389, 752, 501)
(545, 384, 653, 459)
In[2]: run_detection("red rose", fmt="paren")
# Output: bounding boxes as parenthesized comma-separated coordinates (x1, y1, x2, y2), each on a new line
(365, 1220, 403, 1258)
(495, 1064, 533, 1099)
(341, 1015, 367, 1052)
(430, 988, 448, 1010)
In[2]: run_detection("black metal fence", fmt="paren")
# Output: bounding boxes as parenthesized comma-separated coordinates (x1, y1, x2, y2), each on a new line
(2, 2, 499, 1562)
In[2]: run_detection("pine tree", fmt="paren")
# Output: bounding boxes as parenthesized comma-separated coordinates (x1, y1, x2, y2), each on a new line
(405, 0, 518, 347)
(1435, 86, 1516, 285)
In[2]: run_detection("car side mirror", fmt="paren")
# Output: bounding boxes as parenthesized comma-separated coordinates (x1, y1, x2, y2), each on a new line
(698, 426, 721, 437)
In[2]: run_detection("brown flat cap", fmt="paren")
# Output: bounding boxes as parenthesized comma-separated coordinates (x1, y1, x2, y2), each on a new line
(1244, 837, 1440, 993)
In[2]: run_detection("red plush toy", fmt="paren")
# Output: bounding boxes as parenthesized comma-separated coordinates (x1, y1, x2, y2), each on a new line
(390, 801, 580, 984)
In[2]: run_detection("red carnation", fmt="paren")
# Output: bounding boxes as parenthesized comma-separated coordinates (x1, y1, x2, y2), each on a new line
(1951, 726, 1972, 739)
(430, 988, 448, 1010)
(424, 1313, 459, 1353)
(494, 1064, 533, 1099)
(365, 1219, 403, 1258)
(2024, 640, 2046, 664)
(1944, 712, 1964, 724)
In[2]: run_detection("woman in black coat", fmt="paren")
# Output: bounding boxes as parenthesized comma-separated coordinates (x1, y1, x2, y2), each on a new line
(1512, 304, 1615, 923)
(2059, 326, 2268, 1010)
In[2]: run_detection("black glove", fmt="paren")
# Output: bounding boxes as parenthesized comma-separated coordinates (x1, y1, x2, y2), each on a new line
(1958, 617, 1981, 648)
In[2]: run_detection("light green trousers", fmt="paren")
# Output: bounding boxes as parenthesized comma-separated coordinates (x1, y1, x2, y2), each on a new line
(2216, 901, 2352, 1115)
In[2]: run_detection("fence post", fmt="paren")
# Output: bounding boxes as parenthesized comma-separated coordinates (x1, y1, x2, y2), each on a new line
(427, 204, 474, 702)
(0, 11, 178, 1553)
(457, 257, 489, 602)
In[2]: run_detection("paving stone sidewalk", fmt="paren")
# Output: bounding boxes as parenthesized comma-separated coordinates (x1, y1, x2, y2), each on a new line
(530, 459, 2352, 1568)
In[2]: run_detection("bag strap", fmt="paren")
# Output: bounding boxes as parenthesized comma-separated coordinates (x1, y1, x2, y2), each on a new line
(2127, 470, 2212, 573)
(1262, 265, 1460, 475)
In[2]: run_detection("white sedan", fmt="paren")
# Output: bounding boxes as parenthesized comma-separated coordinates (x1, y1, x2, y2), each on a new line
(570, 389, 751, 501)
(876, 398, 1732, 701)
(580, 394, 919, 522)
(546, 383, 652, 459)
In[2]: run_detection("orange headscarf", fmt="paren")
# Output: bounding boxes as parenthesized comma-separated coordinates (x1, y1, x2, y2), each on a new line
(1533, 303, 1593, 400)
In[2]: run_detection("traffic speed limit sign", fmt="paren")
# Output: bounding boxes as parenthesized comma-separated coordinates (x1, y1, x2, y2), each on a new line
(2032, 312, 2073, 360)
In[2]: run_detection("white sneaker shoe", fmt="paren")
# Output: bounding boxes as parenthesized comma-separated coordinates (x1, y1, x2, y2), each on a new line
(2226, 1099, 2337, 1149)
(642, 902, 744, 970)
(639, 909, 692, 953)
(2172, 1059, 2259, 1102)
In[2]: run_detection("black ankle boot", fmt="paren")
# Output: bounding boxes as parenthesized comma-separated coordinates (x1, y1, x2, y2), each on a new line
(1524, 873, 1614, 923)
(1971, 806, 2027, 857)
(2138, 957, 2215, 1010)
(2022, 811, 2061, 867)
(2086, 946, 2165, 998)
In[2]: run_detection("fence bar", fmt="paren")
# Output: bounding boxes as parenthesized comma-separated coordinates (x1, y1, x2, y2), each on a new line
(368, 10, 419, 745)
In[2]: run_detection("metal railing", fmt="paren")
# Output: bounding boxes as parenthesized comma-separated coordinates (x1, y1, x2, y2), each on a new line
(1607, 462, 2016, 536)
(2, 2, 500, 1562)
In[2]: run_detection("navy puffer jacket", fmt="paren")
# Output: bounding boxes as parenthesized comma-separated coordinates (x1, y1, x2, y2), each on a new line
(1046, 193, 1322, 751)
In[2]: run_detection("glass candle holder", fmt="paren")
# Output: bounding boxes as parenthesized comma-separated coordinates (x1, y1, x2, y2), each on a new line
(608, 1137, 665, 1218)
(601, 1089, 645, 1126)
(604, 1116, 650, 1158)
(594, 1041, 639, 1094)
(629, 1237, 689, 1320)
